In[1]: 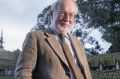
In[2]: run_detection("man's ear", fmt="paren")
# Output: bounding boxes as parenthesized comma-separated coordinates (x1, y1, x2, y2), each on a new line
(48, 10, 53, 19)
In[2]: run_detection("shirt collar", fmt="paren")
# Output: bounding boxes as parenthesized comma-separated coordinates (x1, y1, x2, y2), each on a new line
(49, 24, 70, 39)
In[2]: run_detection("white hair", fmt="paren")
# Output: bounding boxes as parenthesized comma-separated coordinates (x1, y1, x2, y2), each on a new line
(51, 0, 78, 14)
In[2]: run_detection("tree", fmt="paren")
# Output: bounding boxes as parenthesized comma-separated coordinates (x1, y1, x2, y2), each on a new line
(77, 0, 120, 53)
(31, 5, 51, 31)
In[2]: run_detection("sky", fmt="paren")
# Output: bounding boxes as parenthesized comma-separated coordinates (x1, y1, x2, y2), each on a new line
(0, 0, 111, 53)
(0, 0, 57, 51)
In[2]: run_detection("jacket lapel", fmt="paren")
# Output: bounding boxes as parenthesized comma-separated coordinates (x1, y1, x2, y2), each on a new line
(70, 36, 85, 68)
(45, 32, 69, 68)
(70, 36, 92, 79)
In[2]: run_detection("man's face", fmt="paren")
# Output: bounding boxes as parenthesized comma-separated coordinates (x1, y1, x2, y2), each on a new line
(51, 0, 77, 35)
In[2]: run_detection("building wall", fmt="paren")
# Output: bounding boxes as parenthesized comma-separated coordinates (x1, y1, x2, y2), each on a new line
(1, 49, 120, 79)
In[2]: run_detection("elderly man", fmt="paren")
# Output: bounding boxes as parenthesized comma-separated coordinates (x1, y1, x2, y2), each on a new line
(15, 0, 92, 79)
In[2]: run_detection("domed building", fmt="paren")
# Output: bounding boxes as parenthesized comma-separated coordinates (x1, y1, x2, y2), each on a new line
(0, 49, 16, 77)
(0, 31, 20, 79)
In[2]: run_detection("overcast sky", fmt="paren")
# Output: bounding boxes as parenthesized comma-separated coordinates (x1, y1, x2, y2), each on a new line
(0, 0, 56, 51)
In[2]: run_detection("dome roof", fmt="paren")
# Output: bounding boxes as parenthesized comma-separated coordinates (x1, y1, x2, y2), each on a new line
(0, 48, 15, 60)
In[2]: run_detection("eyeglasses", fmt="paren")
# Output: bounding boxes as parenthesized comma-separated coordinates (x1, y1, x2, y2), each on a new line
(57, 11, 77, 19)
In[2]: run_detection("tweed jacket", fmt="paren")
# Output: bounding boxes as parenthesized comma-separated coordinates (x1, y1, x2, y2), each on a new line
(15, 29, 92, 79)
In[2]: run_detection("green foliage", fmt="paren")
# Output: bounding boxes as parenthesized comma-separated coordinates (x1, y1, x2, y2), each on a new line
(32, 5, 51, 30)
(77, 0, 120, 53)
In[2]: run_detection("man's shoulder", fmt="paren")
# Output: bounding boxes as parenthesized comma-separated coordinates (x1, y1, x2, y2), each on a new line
(28, 30, 46, 36)
(31, 30, 45, 34)
(71, 35, 81, 40)
(71, 35, 83, 44)
(25, 30, 46, 40)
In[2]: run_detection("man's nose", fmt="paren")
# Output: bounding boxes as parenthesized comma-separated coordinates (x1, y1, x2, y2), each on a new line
(63, 14, 69, 21)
